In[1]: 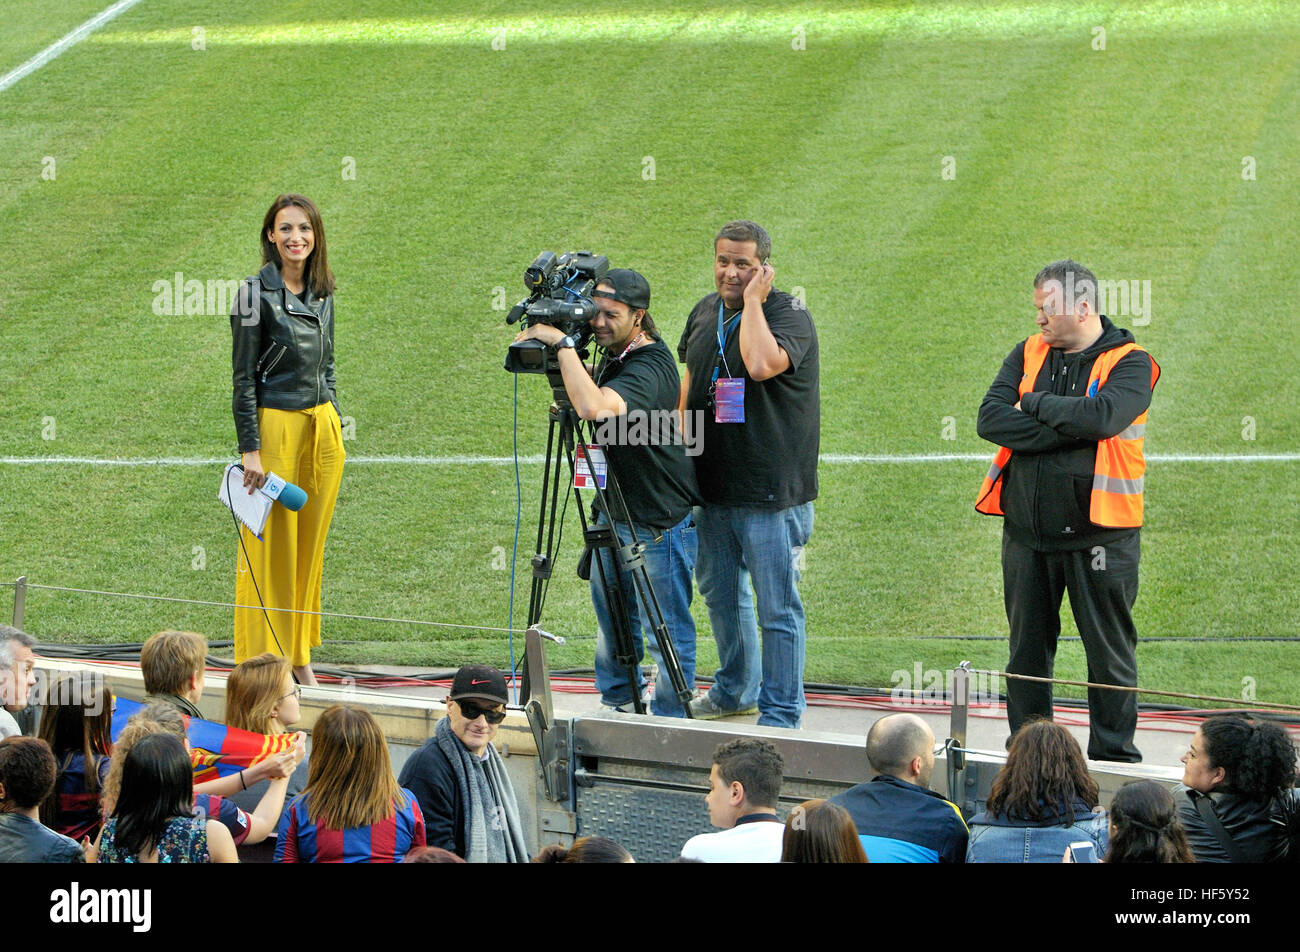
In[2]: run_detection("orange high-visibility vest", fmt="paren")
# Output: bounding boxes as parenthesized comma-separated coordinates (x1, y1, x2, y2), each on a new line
(976, 335, 1161, 527)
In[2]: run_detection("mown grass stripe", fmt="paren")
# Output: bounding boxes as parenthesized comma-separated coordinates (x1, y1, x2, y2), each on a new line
(0, 0, 146, 92)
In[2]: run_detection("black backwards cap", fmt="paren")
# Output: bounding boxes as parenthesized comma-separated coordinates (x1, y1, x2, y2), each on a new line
(592, 268, 650, 310)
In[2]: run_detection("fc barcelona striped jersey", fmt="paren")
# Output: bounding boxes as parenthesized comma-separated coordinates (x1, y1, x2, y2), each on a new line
(275, 788, 425, 863)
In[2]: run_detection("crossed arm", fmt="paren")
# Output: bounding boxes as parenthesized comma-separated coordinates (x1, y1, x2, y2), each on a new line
(976, 346, 1152, 452)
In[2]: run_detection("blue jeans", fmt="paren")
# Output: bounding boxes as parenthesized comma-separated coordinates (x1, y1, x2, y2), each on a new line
(591, 511, 698, 717)
(695, 502, 814, 728)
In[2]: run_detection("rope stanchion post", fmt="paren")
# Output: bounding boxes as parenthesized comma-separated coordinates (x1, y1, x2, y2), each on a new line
(524, 624, 570, 805)
(523, 624, 554, 730)
(945, 661, 971, 812)
(949, 661, 970, 769)
(11, 576, 25, 628)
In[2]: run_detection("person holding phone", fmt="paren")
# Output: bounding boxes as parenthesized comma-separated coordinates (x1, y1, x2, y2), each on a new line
(677, 220, 820, 729)
(230, 194, 345, 685)
(967, 720, 1109, 863)
(1063, 841, 1098, 863)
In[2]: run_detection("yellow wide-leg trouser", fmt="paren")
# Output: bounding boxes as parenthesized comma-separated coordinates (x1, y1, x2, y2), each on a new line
(234, 403, 345, 667)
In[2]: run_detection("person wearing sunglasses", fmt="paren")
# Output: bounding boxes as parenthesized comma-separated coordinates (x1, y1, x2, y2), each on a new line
(398, 665, 529, 862)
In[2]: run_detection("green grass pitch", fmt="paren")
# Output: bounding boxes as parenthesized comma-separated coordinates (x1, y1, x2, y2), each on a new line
(1, 0, 1297, 709)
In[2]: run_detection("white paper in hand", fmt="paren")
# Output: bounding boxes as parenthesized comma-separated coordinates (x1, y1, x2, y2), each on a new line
(218, 463, 272, 538)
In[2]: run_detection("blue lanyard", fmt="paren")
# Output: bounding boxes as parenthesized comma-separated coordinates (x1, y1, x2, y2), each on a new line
(713, 301, 741, 384)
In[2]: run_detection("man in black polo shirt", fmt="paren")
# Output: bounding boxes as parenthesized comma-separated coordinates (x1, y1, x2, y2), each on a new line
(678, 220, 819, 729)
(515, 269, 701, 715)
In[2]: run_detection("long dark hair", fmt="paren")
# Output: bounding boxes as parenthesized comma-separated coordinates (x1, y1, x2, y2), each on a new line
(985, 720, 1100, 823)
(37, 673, 113, 825)
(260, 193, 335, 297)
(781, 799, 869, 863)
(634, 309, 660, 340)
(1200, 715, 1297, 803)
(531, 836, 633, 863)
(1106, 780, 1194, 863)
(111, 733, 194, 858)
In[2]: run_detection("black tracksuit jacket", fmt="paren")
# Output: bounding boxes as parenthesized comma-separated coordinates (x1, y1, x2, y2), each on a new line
(976, 316, 1154, 551)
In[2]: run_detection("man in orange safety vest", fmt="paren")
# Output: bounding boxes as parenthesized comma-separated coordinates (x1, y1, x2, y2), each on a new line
(976, 260, 1159, 763)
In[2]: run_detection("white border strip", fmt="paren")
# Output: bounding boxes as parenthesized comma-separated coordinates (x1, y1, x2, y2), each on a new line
(0, 0, 146, 93)
(2, 453, 1297, 467)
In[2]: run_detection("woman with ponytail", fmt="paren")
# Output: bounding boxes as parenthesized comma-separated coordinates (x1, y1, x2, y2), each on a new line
(1105, 781, 1193, 863)
(1177, 714, 1299, 863)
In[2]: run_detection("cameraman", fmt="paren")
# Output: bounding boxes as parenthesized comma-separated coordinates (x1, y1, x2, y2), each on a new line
(514, 270, 701, 716)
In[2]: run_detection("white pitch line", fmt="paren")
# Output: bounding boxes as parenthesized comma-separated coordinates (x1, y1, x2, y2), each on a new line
(822, 453, 984, 463)
(1145, 454, 1300, 463)
(0, 457, 230, 467)
(2, 453, 1297, 466)
(0, 455, 543, 466)
(0, 0, 146, 93)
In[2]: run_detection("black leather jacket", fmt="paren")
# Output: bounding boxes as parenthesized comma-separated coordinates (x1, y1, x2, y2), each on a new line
(1178, 785, 1300, 863)
(231, 262, 338, 452)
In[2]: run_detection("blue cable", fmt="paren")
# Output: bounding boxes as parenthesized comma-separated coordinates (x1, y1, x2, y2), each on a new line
(507, 371, 522, 705)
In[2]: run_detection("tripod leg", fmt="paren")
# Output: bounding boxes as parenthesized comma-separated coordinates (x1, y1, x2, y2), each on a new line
(589, 519, 647, 714)
(575, 416, 693, 718)
(518, 399, 690, 718)
(627, 552, 697, 718)
(522, 410, 567, 700)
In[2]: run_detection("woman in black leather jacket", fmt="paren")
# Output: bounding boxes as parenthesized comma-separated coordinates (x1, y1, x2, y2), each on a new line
(230, 194, 344, 685)
(1177, 714, 1299, 862)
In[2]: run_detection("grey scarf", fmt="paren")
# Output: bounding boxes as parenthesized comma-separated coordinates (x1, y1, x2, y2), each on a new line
(434, 716, 529, 863)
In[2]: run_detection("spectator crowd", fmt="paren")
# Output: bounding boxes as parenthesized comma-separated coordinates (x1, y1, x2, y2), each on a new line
(2, 624, 1298, 864)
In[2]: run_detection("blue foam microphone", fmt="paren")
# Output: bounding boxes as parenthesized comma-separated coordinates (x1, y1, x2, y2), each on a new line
(259, 472, 308, 511)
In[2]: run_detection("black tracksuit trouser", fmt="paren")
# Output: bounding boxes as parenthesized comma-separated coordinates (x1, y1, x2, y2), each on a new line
(1002, 529, 1142, 763)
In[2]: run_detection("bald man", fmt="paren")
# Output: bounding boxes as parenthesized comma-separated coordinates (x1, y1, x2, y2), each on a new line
(829, 713, 968, 862)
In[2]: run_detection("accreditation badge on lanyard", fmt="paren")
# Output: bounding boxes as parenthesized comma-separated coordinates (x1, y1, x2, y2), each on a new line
(711, 302, 745, 423)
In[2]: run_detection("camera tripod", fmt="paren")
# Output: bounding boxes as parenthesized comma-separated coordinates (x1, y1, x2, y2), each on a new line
(519, 368, 694, 717)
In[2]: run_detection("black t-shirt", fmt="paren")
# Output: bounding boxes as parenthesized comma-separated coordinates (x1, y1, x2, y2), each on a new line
(677, 290, 819, 508)
(590, 339, 701, 529)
